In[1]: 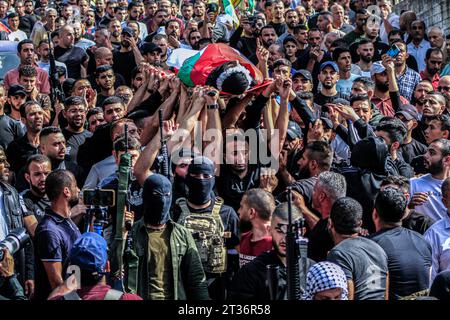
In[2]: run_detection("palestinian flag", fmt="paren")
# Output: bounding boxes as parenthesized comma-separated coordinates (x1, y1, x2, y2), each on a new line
(0, 22, 11, 33)
(167, 43, 268, 94)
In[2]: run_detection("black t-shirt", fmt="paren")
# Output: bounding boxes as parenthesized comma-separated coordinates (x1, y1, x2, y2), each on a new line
(402, 210, 435, 235)
(88, 73, 126, 94)
(216, 164, 261, 212)
(400, 138, 427, 165)
(314, 91, 350, 107)
(62, 128, 93, 164)
(0, 114, 25, 149)
(369, 227, 432, 299)
(21, 189, 51, 222)
(112, 50, 138, 86)
(54, 46, 89, 79)
(307, 218, 334, 262)
(6, 135, 40, 173)
(268, 22, 287, 37)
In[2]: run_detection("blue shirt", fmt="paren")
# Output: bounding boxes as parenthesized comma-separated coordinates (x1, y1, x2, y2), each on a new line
(424, 214, 450, 281)
(34, 208, 81, 300)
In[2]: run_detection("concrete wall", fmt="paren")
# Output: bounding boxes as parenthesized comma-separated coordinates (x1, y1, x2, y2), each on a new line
(394, 0, 450, 33)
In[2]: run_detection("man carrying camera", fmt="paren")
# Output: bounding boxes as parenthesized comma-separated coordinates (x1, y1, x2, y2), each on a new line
(0, 146, 33, 299)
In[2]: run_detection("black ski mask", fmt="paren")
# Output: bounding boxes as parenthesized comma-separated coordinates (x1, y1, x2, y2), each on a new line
(186, 156, 215, 205)
(142, 174, 172, 226)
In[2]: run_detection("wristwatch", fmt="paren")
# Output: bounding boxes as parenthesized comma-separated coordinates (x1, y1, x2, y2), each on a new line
(207, 104, 219, 110)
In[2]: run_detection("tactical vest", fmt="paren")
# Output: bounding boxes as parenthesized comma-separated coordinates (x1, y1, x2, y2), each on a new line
(176, 197, 227, 274)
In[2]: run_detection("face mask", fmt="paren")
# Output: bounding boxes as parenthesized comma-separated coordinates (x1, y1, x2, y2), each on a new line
(186, 175, 214, 205)
(143, 174, 172, 225)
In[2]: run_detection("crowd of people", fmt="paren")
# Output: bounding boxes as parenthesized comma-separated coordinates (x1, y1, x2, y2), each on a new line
(1, 0, 450, 301)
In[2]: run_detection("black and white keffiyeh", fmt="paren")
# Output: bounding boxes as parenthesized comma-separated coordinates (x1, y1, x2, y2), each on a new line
(301, 261, 348, 300)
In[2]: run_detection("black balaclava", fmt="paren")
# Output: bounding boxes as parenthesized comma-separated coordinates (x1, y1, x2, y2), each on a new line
(142, 174, 172, 225)
(186, 156, 215, 205)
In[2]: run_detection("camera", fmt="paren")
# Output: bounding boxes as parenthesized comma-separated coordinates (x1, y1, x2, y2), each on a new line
(0, 228, 30, 262)
(83, 189, 115, 207)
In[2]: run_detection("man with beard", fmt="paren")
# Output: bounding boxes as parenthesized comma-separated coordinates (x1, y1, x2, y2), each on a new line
(86, 28, 115, 74)
(356, 39, 374, 77)
(314, 61, 349, 107)
(36, 40, 68, 79)
(87, 48, 126, 93)
(407, 20, 431, 73)
(3, 40, 50, 94)
(0, 146, 33, 300)
(371, 58, 409, 117)
(249, 25, 278, 65)
(99, 0, 118, 27)
(277, 9, 299, 45)
(72, 21, 95, 51)
(152, 34, 170, 69)
(83, 9, 96, 36)
(173, 156, 240, 300)
(62, 97, 92, 164)
(108, 19, 122, 48)
(54, 25, 89, 79)
(410, 139, 450, 222)
(127, 1, 148, 40)
(391, 40, 422, 102)
(34, 169, 81, 300)
(424, 115, 450, 146)
(237, 189, 275, 267)
(145, 8, 168, 38)
(230, 202, 314, 300)
(420, 48, 444, 91)
(164, 19, 182, 50)
(112, 27, 144, 86)
(304, 172, 346, 263)
(230, 14, 263, 59)
(343, 9, 368, 45)
(6, 101, 43, 174)
(413, 92, 447, 145)
(3, 84, 26, 130)
(412, 80, 433, 113)
(334, 46, 359, 96)
(95, 65, 116, 108)
(17, 0, 37, 38)
(186, 29, 202, 50)
(438, 76, 450, 114)
(21, 155, 52, 237)
(0, 85, 24, 149)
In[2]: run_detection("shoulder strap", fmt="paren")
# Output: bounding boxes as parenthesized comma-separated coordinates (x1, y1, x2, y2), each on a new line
(176, 197, 191, 224)
(211, 197, 223, 218)
(104, 289, 124, 300)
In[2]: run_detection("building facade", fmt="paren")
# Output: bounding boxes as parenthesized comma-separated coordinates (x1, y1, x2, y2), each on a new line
(394, 0, 450, 33)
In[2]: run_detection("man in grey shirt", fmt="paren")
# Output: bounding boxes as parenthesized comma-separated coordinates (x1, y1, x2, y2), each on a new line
(327, 197, 389, 300)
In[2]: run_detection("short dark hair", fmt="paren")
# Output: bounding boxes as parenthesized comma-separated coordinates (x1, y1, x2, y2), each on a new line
(113, 134, 141, 153)
(353, 77, 375, 90)
(330, 38, 348, 49)
(45, 170, 75, 202)
(380, 175, 410, 194)
(304, 141, 333, 171)
(17, 39, 33, 53)
(18, 65, 37, 78)
(244, 188, 276, 221)
(95, 64, 114, 77)
(376, 118, 408, 144)
(428, 114, 450, 134)
(86, 107, 103, 120)
(388, 28, 404, 39)
(375, 187, 407, 223)
(260, 25, 276, 34)
(8, 12, 19, 19)
(20, 100, 41, 118)
(350, 93, 370, 106)
(40, 126, 62, 141)
(165, 19, 180, 29)
(332, 46, 350, 62)
(101, 96, 124, 111)
(357, 38, 373, 47)
(432, 138, 450, 157)
(272, 202, 302, 223)
(25, 154, 51, 174)
(293, 24, 308, 34)
(64, 96, 86, 109)
(330, 197, 363, 235)
(114, 6, 127, 13)
(426, 47, 443, 60)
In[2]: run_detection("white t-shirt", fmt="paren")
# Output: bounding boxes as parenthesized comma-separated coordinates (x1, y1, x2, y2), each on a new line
(410, 174, 446, 222)
(8, 30, 27, 42)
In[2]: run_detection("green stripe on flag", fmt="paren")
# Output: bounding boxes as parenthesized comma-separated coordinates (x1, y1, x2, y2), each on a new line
(178, 52, 201, 87)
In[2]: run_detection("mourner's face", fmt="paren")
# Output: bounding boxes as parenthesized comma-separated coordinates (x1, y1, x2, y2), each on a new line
(271, 216, 287, 257)
(25, 161, 51, 196)
(0, 150, 10, 182)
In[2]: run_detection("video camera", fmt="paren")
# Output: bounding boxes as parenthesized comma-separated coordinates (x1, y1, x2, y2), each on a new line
(83, 189, 115, 235)
(0, 228, 30, 262)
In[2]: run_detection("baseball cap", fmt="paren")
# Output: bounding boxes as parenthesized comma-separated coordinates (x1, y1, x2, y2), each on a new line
(395, 104, 420, 121)
(293, 69, 312, 82)
(122, 27, 136, 37)
(286, 121, 303, 140)
(7, 85, 27, 97)
(141, 42, 162, 55)
(319, 61, 339, 73)
(69, 232, 108, 274)
(370, 61, 386, 76)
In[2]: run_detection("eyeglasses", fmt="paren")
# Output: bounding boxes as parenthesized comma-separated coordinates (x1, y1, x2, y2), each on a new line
(0, 158, 8, 164)
(438, 86, 450, 92)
